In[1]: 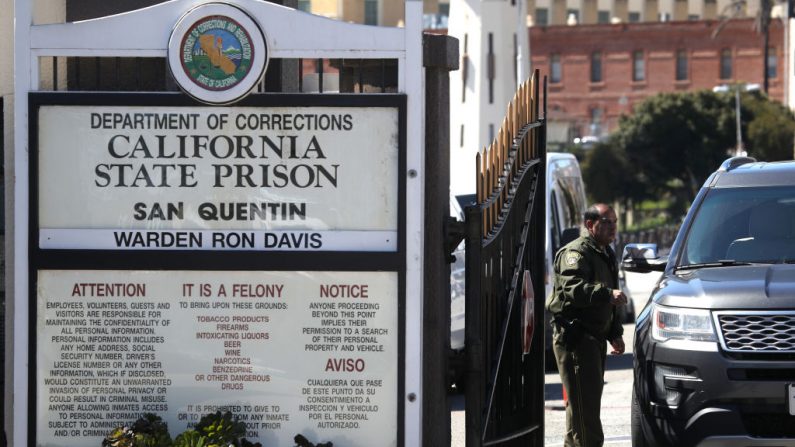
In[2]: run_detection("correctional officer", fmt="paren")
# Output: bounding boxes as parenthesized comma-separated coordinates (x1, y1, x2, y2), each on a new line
(546, 203, 627, 447)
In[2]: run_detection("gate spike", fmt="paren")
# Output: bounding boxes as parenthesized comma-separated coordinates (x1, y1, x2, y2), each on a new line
(497, 131, 504, 208)
(524, 81, 530, 124)
(505, 100, 514, 145)
(517, 83, 524, 128)
(522, 81, 527, 125)
(476, 151, 483, 203)
(491, 139, 498, 192)
(503, 118, 510, 168)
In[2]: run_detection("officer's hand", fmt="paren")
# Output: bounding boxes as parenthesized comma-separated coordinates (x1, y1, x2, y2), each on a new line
(609, 289, 628, 306)
(610, 337, 625, 355)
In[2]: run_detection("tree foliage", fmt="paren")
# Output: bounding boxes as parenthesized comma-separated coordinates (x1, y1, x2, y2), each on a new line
(580, 89, 794, 219)
(581, 141, 634, 205)
(743, 92, 795, 161)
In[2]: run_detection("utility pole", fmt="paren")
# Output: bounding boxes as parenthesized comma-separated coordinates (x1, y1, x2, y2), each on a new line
(761, 0, 772, 94)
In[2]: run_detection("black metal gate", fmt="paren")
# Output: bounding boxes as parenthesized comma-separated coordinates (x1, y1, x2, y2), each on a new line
(463, 71, 547, 447)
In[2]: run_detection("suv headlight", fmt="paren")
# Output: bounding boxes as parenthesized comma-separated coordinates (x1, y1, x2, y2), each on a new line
(651, 304, 717, 342)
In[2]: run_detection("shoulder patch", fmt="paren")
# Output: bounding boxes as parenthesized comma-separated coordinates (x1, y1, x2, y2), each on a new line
(564, 251, 582, 266)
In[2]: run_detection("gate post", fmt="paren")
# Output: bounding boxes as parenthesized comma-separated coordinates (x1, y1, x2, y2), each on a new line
(422, 33, 458, 447)
(464, 204, 483, 447)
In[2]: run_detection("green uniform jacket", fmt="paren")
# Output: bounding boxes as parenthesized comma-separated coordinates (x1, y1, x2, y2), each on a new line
(546, 235, 623, 341)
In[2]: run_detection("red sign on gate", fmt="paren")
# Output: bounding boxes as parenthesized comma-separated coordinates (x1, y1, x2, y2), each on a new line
(521, 270, 534, 354)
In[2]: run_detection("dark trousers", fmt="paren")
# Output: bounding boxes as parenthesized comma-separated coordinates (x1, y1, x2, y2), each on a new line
(553, 328, 607, 447)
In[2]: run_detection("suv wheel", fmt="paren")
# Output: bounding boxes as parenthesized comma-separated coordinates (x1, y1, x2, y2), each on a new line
(631, 385, 651, 447)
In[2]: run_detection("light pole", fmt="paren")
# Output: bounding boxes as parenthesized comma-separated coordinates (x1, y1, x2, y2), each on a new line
(713, 83, 761, 156)
(735, 87, 742, 155)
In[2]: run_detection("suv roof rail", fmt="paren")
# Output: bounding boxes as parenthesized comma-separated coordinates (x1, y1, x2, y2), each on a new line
(719, 156, 757, 172)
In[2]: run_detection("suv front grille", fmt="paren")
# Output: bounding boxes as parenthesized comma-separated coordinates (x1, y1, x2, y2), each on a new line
(716, 312, 795, 353)
(742, 413, 795, 437)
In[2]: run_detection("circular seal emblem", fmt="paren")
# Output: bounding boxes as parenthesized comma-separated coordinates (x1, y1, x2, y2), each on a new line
(565, 251, 582, 267)
(168, 3, 268, 104)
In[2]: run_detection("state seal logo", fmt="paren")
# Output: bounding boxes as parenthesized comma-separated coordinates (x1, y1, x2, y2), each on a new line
(168, 3, 268, 104)
(181, 16, 253, 91)
(565, 251, 582, 267)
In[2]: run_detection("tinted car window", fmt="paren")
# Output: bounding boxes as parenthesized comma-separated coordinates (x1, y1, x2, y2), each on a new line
(682, 186, 795, 265)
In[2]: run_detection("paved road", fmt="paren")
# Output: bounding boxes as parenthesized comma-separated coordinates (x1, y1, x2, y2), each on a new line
(451, 271, 659, 446)
(543, 323, 635, 447)
(450, 324, 636, 447)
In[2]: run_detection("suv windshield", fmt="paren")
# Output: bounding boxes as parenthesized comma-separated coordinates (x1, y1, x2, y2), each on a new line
(681, 186, 795, 266)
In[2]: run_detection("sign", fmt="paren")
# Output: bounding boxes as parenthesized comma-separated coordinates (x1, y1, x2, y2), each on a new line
(168, 3, 268, 104)
(521, 270, 534, 355)
(37, 270, 399, 447)
(30, 92, 407, 447)
(35, 97, 403, 251)
(18, 0, 423, 445)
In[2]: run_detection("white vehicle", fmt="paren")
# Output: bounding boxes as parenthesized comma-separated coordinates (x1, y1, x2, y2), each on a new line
(450, 153, 587, 358)
(545, 152, 588, 297)
(542, 153, 588, 357)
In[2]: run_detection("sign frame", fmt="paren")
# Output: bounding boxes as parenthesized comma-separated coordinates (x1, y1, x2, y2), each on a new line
(30, 93, 403, 252)
(27, 91, 407, 447)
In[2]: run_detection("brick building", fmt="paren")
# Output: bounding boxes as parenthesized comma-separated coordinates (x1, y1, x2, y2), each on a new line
(530, 18, 785, 145)
(528, 0, 773, 26)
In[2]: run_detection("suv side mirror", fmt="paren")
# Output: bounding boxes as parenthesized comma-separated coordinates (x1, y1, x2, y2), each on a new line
(622, 243, 667, 273)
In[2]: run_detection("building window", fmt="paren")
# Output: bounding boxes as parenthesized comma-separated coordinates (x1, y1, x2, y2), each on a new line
(462, 34, 468, 103)
(567, 8, 579, 23)
(632, 50, 645, 81)
(676, 49, 688, 80)
(628, 11, 641, 22)
(550, 54, 562, 83)
(720, 48, 732, 79)
(536, 7, 549, 25)
(597, 10, 610, 23)
(364, 0, 378, 25)
(297, 0, 311, 12)
(489, 123, 495, 142)
(513, 33, 518, 84)
(768, 47, 777, 78)
(460, 124, 465, 147)
(590, 51, 602, 83)
(590, 107, 603, 136)
(688, 14, 699, 20)
(487, 33, 495, 104)
(423, 2, 449, 29)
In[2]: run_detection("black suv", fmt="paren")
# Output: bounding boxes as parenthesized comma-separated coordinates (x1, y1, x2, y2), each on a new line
(625, 157, 795, 447)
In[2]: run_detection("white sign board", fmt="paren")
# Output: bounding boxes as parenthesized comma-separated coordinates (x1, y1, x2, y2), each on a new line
(37, 103, 400, 251)
(37, 269, 399, 447)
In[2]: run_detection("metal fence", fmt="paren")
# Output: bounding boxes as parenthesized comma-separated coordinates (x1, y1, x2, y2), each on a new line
(39, 56, 398, 93)
(464, 71, 547, 447)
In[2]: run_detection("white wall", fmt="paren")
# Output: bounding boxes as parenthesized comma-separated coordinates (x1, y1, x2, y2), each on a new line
(1, 1, 12, 96)
(448, 0, 530, 196)
(1, 0, 14, 440)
